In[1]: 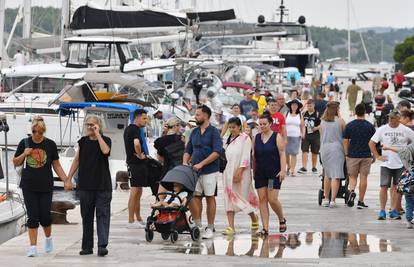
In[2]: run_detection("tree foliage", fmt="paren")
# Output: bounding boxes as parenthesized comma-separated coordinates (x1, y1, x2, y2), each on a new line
(393, 36, 414, 63)
(402, 55, 414, 74)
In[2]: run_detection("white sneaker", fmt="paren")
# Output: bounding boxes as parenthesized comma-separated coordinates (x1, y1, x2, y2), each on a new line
(27, 246, 38, 257)
(329, 202, 337, 208)
(44, 237, 53, 253)
(202, 227, 214, 239)
(322, 199, 330, 207)
(126, 221, 146, 229)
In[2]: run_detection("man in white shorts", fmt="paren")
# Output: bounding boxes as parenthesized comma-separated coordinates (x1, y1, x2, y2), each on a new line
(183, 105, 222, 239)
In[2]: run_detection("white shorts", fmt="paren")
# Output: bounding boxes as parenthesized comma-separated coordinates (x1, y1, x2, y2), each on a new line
(194, 172, 218, 197)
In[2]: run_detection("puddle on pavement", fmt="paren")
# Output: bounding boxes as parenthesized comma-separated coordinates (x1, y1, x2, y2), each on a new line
(161, 232, 398, 259)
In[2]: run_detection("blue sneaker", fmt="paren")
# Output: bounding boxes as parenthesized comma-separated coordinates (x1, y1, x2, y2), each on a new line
(389, 209, 401, 220)
(27, 246, 38, 257)
(378, 210, 386, 220)
(44, 237, 53, 253)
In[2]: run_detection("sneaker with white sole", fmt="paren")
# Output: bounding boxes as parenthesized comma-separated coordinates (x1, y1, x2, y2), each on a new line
(202, 227, 214, 239)
(298, 167, 307, 174)
(126, 221, 146, 229)
(407, 221, 414, 229)
(44, 237, 53, 253)
(329, 202, 337, 208)
(321, 199, 330, 207)
(27, 246, 38, 257)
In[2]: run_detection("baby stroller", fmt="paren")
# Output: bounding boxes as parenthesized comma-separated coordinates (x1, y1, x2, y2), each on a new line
(317, 162, 350, 205)
(145, 165, 200, 243)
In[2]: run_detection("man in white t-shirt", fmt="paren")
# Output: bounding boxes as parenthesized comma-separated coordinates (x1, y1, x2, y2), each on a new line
(369, 111, 414, 220)
(13, 50, 25, 67)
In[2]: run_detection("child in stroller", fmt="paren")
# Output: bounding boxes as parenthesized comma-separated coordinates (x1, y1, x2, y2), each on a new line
(145, 165, 200, 243)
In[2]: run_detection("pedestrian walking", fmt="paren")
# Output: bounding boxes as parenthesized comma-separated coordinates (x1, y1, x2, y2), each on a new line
(183, 105, 222, 239)
(240, 89, 259, 120)
(253, 113, 287, 236)
(222, 117, 259, 235)
(268, 98, 287, 142)
(346, 79, 362, 116)
(123, 109, 149, 229)
(343, 104, 376, 209)
(298, 99, 321, 174)
(285, 99, 305, 176)
(13, 116, 70, 257)
(369, 110, 414, 220)
(320, 102, 346, 208)
(67, 115, 112, 257)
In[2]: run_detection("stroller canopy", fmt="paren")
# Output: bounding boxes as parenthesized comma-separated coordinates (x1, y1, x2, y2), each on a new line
(161, 165, 199, 193)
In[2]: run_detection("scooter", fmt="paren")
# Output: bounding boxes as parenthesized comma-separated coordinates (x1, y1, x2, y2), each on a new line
(374, 95, 390, 128)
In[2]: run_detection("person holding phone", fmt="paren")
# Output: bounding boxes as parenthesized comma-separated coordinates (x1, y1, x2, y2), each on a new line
(68, 115, 112, 257)
(253, 112, 287, 236)
(13, 116, 70, 257)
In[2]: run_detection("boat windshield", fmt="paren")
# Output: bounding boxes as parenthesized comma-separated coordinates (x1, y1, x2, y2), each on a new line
(260, 24, 308, 41)
(68, 43, 88, 66)
(88, 43, 111, 66)
(120, 44, 134, 62)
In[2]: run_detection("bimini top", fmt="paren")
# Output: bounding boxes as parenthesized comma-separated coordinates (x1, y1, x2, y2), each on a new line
(58, 102, 140, 114)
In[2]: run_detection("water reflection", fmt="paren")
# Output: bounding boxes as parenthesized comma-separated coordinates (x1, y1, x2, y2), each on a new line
(163, 232, 397, 259)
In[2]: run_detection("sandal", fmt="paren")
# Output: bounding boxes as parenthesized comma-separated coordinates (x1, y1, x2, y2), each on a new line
(222, 226, 235, 236)
(279, 218, 287, 233)
(256, 229, 269, 237)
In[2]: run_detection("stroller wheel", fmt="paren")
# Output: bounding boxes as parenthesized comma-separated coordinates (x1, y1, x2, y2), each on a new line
(145, 230, 154, 242)
(318, 189, 324, 206)
(161, 233, 170, 240)
(191, 227, 200, 241)
(170, 231, 179, 243)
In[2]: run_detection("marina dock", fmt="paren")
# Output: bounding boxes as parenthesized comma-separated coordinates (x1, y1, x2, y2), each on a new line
(0, 159, 413, 266)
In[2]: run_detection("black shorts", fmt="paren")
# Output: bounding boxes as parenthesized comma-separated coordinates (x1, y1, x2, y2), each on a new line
(301, 134, 320, 154)
(128, 163, 149, 187)
(254, 177, 281, 190)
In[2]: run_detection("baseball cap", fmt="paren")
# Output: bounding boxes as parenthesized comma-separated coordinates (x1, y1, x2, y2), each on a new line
(388, 110, 401, 117)
(246, 89, 254, 95)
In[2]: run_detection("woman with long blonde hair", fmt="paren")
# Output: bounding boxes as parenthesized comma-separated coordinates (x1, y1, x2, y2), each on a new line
(319, 102, 346, 208)
(13, 116, 70, 257)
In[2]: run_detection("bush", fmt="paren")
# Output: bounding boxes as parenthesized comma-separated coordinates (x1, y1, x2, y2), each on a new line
(403, 55, 414, 74)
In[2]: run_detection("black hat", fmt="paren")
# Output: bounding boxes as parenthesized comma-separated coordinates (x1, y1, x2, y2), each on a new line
(286, 98, 303, 111)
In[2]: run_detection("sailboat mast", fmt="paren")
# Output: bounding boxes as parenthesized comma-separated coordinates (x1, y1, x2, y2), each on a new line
(61, 0, 70, 61)
(347, 0, 351, 68)
(23, 0, 31, 39)
(0, 0, 5, 69)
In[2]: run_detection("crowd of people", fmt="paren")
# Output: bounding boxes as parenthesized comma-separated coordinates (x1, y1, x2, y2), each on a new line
(12, 71, 414, 258)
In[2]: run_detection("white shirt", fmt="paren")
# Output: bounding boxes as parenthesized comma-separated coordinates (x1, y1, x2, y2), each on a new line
(371, 124, 414, 169)
(13, 52, 25, 66)
(286, 113, 302, 137)
(165, 191, 188, 206)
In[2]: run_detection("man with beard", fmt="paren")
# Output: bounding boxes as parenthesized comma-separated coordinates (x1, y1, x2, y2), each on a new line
(183, 105, 222, 239)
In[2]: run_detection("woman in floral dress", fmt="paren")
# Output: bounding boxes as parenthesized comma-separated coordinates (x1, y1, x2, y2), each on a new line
(222, 117, 259, 235)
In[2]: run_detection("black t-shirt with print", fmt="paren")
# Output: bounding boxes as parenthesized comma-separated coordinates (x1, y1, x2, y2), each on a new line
(78, 135, 112, 191)
(15, 138, 59, 192)
(303, 111, 321, 136)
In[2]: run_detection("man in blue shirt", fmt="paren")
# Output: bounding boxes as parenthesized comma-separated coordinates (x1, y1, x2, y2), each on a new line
(239, 89, 258, 120)
(326, 72, 335, 85)
(183, 105, 222, 239)
(343, 103, 375, 209)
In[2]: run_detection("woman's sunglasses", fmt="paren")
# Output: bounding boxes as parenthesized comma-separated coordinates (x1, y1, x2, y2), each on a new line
(32, 130, 44, 134)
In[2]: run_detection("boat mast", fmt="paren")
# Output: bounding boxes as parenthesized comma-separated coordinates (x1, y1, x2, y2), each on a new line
(23, 0, 31, 39)
(347, 0, 351, 69)
(61, 0, 70, 61)
(0, 0, 5, 69)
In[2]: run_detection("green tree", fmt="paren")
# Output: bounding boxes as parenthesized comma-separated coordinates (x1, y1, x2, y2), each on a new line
(393, 36, 414, 63)
(402, 55, 414, 74)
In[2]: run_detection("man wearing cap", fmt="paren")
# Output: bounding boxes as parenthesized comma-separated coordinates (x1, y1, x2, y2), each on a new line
(252, 88, 267, 115)
(239, 89, 258, 120)
(369, 110, 414, 220)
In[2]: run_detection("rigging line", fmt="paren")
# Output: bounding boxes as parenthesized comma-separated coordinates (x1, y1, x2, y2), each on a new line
(349, 0, 371, 64)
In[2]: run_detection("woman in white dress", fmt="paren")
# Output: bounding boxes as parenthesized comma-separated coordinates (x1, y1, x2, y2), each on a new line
(222, 117, 259, 235)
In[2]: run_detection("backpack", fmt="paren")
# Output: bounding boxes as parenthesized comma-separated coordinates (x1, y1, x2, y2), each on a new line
(397, 167, 414, 194)
(164, 135, 185, 171)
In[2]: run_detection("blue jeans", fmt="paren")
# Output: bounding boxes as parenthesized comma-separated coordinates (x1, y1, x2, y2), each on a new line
(405, 193, 414, 222)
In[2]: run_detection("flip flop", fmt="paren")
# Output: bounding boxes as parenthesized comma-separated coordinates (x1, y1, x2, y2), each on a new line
(222, 226, 235, 236)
